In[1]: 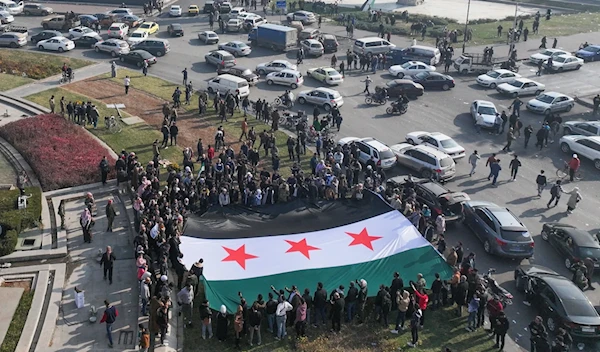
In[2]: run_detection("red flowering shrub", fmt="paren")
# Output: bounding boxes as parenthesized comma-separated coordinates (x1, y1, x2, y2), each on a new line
(0, 114, 116, 191)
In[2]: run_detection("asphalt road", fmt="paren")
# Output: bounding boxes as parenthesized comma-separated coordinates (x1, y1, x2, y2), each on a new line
(8, 8, 600, 350)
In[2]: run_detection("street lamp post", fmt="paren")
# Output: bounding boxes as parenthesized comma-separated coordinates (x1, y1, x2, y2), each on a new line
(462, 0, 471, 53)
(508, 1, 519, 55)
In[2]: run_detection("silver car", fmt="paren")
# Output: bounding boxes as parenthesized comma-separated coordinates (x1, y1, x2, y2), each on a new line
(256, 60, 297, 75)
(204, 50, 236, 68)
(390, 143, 456, 180)
(297, 87, 343, 111)
(23, 4, 53, 16)
(0, 32, 27, 47)
(300, 39, 324, 57)
(198, 30, 219, 44)
(218, 41, 251, 57)
(94, 39, 130, 57)
(562, 121, 600, 136)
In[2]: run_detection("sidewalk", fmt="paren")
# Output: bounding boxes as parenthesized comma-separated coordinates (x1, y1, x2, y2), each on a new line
(5, 62, 111, 98)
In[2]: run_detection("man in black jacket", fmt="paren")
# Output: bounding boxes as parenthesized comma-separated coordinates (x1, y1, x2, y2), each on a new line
(248, 303, 262, 346)
(346, 282, 358, 322)
(529, 315, 548, 352)
(390, 272, 404, 311)
(169, 122, 179, 146)
(430, 273, 443, 309)
(302, 289, 313, 325)
(330, 292, 344, 332)
(100, 246, 116, 284)
(265, 292, 278, 336)
(493, 311, 510, 350)
(454, 275, 468, 316)
(313, 282, 327, 328)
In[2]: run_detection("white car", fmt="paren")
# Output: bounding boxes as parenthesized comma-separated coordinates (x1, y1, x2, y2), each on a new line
(229, 7, 246, 17)
(306, 67, 343, 85)
(198, 30, 219, 44)
(299, 39, 324, 56)
(127, 29, 148, 45)
(470, 100, 498, 129)
(405, 131, 466, 159)
(297, 87, 343, 111)
(547, 54, 584, 73)
(94, 38, 130, 57)
(286, 10, 316, 24)
(237, 12, 257, 20)
(338, 137, 397, 170)
(218, 40, 251, 57)
(476, 69, 521, 89)
(496, 78, 546, 97)
(256, 60, 297, 75)
(1, 1, 23, 15)
(68, 26, 95, 39)
(266, 69, 303, 88)
(388, 61, 436, 79)
(559, 135, 600, 170)
(390, 143, 456, 180)
(0, 11, 14, 24)
(37, 36, 74, 52)
(169, 5, 182, 17)
(526, 92, 574, 116)
(529, 48, 569, 65)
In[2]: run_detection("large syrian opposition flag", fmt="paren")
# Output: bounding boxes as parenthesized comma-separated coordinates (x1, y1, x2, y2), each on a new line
(180, 192, 453, 313)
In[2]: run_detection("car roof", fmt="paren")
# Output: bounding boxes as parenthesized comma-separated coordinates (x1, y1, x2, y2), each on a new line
(202, 30, 217, 35)
(313, 87, 337, 94)
(486, 207, 524, 228)
(170, 23, 182, 28)
(542, 275, 597, 308)
(474, 100, 495, 107)
(322, 34, 335, 39)
(132, 29, 146, 34)
(542, 91, 568, 98)
(104, 38, 125, 43)
(565, 120, 600, 126)
(390, 79, 416, 85)
(271, 59, 291, 64)
(512, 77, 536, 83)
(225, 40, 244, 44)
(427, 132, 451, 140)
(210, 50, 232, 55)
(489, 68, 513, 74)
(411, 144, 452, 158)
(305, 39, 320, 44)
(362, 138, 391, 152)
(560, 228, 600, 247)
(278, 68, 299, 74)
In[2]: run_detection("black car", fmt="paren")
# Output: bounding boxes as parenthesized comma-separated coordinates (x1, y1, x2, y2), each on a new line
(514, 265, 600, 340)
(132, 39, 170, 57)
(217, 66, 259, 85)
(319, 34, 338, 53)
(167, 23, 184, 37)
(73, 34, 101, 48)
(410, 72, 455, 91)
(385, 176, 470, 223)
(119, 50, 157, 67)
(541, 223, 600, 270)
(379, 79, 424, 98)
(31, 30, 61, 44)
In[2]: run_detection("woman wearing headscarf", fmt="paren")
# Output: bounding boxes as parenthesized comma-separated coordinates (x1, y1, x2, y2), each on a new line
(80, 208, 93, 243)
(566, 187, 582, 214)
(216, 305, 229, 341)
(234, 305, 244, 348)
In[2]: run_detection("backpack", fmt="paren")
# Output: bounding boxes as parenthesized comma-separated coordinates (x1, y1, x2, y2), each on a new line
(550, 184, 560, 196)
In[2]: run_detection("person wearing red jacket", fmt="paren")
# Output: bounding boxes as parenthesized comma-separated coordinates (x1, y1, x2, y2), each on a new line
(568, 154, 580, 181)
(100, 300, 119, 348)
(486, 296, 503, 338)
(411, 282, 429, 328)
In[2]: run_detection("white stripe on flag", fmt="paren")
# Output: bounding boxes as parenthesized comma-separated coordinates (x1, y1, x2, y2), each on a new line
(180, 210, 430, 281)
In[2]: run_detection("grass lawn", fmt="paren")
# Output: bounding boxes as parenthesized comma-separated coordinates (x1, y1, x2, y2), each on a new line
(0, 50, 92, 80)
(24, 87, 182, 164)
(0, 290, 34, 352)
(102, 69, 310, 177)
(0, 73, 33, 92)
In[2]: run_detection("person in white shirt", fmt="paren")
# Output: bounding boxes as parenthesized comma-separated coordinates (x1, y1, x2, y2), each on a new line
(275, 298, 293, 340)
(124, 75, 131, 95)
(218, 188, 230, 206)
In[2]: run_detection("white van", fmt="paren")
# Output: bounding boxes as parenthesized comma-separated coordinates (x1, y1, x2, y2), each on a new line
(353, 37, 395, 55)
(0, 0, 23, 15)
(405, 45, 441, 65)
(207, 74, 250, 97)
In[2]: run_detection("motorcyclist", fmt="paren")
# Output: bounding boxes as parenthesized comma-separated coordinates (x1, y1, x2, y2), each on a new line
(376, 87, 388, 102)
(66, 66, 73, 81)
(571, 261, 588, 290)
(391, 94, 409, 112)
(280, 90, 292, 106)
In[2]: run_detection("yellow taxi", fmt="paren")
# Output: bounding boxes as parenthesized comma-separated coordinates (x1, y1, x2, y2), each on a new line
(188, 5, 200, 15)
(137, 21, 159, 34)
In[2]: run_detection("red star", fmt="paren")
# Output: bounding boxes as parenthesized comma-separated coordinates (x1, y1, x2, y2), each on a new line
(222, 245, 258, 269)
(285, 238, 321, 259)
(346, 228, 382, 250)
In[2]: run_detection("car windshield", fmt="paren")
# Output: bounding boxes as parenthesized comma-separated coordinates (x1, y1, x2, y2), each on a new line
(380, 149, 395, 159)
(119, 42, 128, 47)
(582, 47, 598, 53)
(541, 50, 553, 56)
(579, 247, 600, 259)
(536, 94, 555, 104)
(208, 33, 217, 38)
(401, 62, 413, 69)
(414, 72, 428, 79)
(131, 33, 143, 38)
(554, 56, 567, 63)
(440, 157, 453, 167)
(241, 69, 253, 75)
(325, 69, 340, 75)
(478, 106, 496, 115)
(500, 229, 531, 242)
(237, 42, 248, 48)
(439, 138, 459, 148)
(486, 70, 501, 78)
(140, 23, 150, 28)
(507, 80, 524, 88)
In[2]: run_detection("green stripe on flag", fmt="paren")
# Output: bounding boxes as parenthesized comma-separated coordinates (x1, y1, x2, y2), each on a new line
(203, 245, 453, 313)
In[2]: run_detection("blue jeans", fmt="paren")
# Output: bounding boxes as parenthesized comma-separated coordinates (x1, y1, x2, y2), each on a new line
(346, 301, 356, 322)
(276, 315, 287, 339)
(315, 306, 326, 326)
(468, 311, 477, 329)
(106, 323, 113, 345)
(267, 313, 275, 334)
(492, 173, 499, 185)
(141, 298, 148, 315)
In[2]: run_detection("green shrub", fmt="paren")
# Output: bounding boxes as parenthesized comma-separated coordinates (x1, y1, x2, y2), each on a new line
(0, 187, 42, 234)
(0, 229, 18, 257)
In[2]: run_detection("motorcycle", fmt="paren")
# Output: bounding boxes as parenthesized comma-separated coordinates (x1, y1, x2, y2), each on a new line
(278, 112, 306, 128)
(273, 93, 294, 109)
(386, 102, 408, 115)
(480, 268, 513, 305)
(365, 94, 387, 105)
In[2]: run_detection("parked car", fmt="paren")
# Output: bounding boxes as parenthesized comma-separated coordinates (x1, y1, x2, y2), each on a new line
(119, 49, 157, 67)
(319, 34, 338, 53)
(169, 5, 182, 17)
(526, 92, 574, 115)
(68, 26, 95, 39)
(217, 66, 259, 85)
(470, 100, 498, 129)
(299, 39, 324, 56)
(0, 31, 26, 47)
(265, 69, 303, 88)
(127, 29, 148, 45)
(131, 39, 169, 57)
(496, 78, 545, 97)
(219, 2, 232, 13)
(405, 131, 466, 159)
(409, 72, 455, 90)
(559, 135, 600, 170)
(529, 48, 569, 65)
(463, 200, 534, 258)
(37, 36, 74, 52)
(40, 14, 79, 30)
(0, 11, 14, 24)
(562, 121, 600, 136)
(256, 60, 296, 75)
(306, 66, 343, 85)
(198, 30, 218, 44)
(167, 23, 184, 36)
(78, 15, 98, 27)
(218, 40, 251, 57)
(338, 137, 397, 170)
(107, 22, 129, 39)
(138, 21, 159, 34)
(540, 223, 600, 269)
(205, 50, 236, 68)
(546, 54, 584, 73)
(389, 143, 456, 180)
(226, 18, 243, 32)
(514, 265, 600, 339)
(297, 87, 343, 111)
(72, 33, 101, 48)
(94, 38, 129, 57)
(576, 45, 600, 62)
(31, 29, 61, 43)
(23, 3, 53, 16)
(388, 60, 436, 79)
(286, 10, 316, 24)
(188, 4, 200, 15)
(299, 28, 320, 40)
(121, 15, 143, 28)
(476, 69, 521, 89)
(229, 7, 246, 18)
(109, 8, 132, 16)
(386, 176, 470, 223)
(379, 79, 423, 98)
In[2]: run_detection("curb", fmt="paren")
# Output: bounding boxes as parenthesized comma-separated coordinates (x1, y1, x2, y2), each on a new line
(574, 96, 594, 109)
(0, 93, 47, 116)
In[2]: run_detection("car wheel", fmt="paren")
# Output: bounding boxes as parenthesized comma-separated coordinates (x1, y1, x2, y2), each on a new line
(58, 47, 64, 53)
(298, 97, 306, 105)
(565, 104, 572, 112)
(544, 109, 551, 116)
(420, 169, 432, 179)
(120, 56, 125, 62)
(489, 83, 497, 89)
(38, 45, 44, 50)
(535, 90, 542, 96)
(323, 104, 331, 112)
(564, 258, 572, 269)
(512, 92, 518, 98)
(461, 69, 468, 74)
(560, 142, 571, 153)
(267, 79, 273, 85)
(42, 23, 48, 29)
(407, 138, 415, 145)
(396, 72, 404, 79)
(258, 69, 266, 75)
(557, 67, 563, 73)
(575, 65, 582, 70)
(9, 42, 17, 48)
(111, 51, 117, 57)
(207, 87, 214, 94)
(291, 83, 298, 89)
(24, 10, 30, 15)
(541, 230, 550, 241)
(94, 46, 100, 52)
(232, 51, 238, 57)
(42, 11, 48, 16)
(483, 240, 491, 254)
(594, 159, 600, 170)
(546, 317, 557, 333)
(442, 84, 450, 91)
(156, 51, 163, 57)
(136, 61, 143, 68)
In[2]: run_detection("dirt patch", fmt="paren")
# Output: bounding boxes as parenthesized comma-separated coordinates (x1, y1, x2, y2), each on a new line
(65, 78, 243, 155)
(2, 280, 32, 292)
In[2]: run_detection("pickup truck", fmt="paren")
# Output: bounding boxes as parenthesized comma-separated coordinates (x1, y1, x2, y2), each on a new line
(453, 53, 511, 74)
(41, 14, 80, 31)
(248, 23, 297, 52)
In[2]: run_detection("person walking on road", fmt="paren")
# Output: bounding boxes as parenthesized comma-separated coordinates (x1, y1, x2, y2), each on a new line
(509, 97, 522, 117)
(100, 300, 119, 348)
(100, 246, 116, 284)
(468, 150, 480, 176)
(362, 76, 373, 95)
(536, 170, 547, 196)
(593, 94, 600, 115)
(105, 199, 117, 232)
(99, 156, 109, 185)
(568, 153, 581, 181)
(552, 38, 558, 49)
(509, 154, 521, 181)
(502, 128, 516, 152)
(547, 180, 564, 208)
(524, 124, 534, 148)
(493, 311, 510, 350)
(486, 153, 498, 180)
(539, 36, 547, 49)
(490, 159, 501, 186)
(182, 68, 188, 86)
(566, 187, 582, 214)
(124, 75, 130, 94)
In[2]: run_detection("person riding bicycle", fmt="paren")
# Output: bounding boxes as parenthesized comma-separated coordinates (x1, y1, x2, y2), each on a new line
(66, 66, 73, 81)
